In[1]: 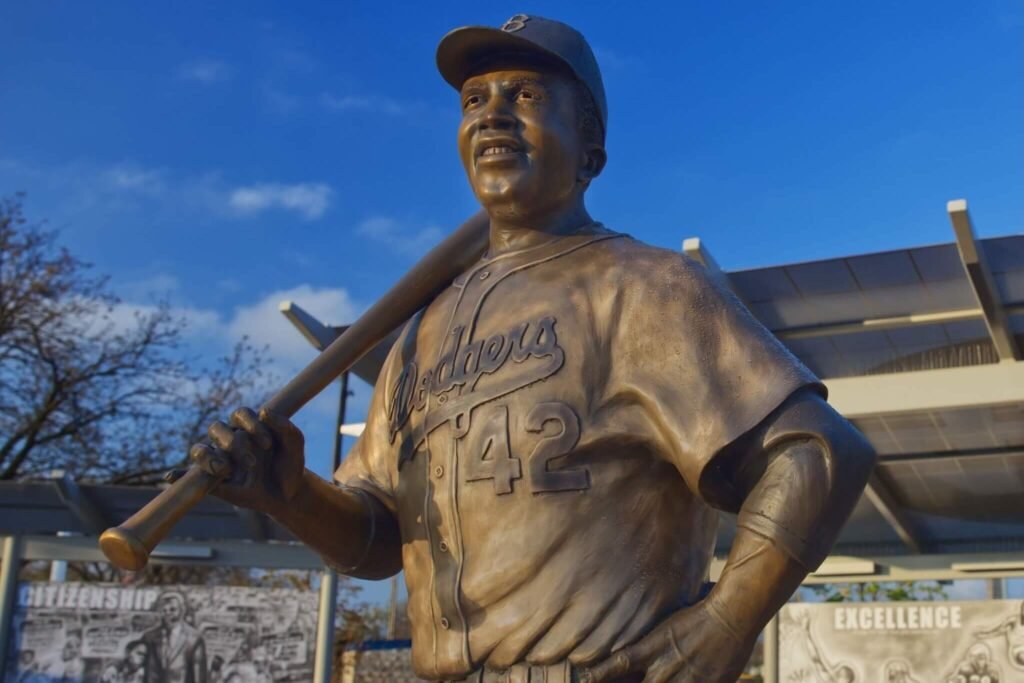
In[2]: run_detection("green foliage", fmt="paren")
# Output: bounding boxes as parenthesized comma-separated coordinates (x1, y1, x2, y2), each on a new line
(804, 580, 949, 603)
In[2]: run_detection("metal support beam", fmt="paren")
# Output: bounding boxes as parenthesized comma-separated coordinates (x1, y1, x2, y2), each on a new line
(775, 306, 982, 340)
(862, 472, 924, 554)
(279, 301, 339, 350)
(19, 535, 323, 569)
(711, 550, 1024, 584)
(313, 569, 339, 683)
(340, 423, 366, 438)
(683, 237, 725, 276)
(988, 578, 1007, 599)
(0, 536, 22, 676)
(281, 302, 348, 683)
(682, 237, 739, 296)
(49, 531, 76, 582)
(763, 616, 779, 683)
(825, 361, 1024, 418)
(279, 300, 399, 385)
(837, 551, 1024, 582)
(235, 507, 269, 541)
(948, 199, 1020, 361)
(51, 473, 109, 534)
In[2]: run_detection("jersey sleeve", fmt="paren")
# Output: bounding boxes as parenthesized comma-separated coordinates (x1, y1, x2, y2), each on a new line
(332, 330, 405, 514)
(607, 244, 825, 511)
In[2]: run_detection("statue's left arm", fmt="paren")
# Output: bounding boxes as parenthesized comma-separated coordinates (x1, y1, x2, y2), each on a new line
(582, 388, 876, 683)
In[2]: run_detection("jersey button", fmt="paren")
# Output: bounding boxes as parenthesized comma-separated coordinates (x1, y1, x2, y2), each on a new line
(440, 617, 450, 629)
(438, 540, 449, 553)
(433, 465, 444, 478)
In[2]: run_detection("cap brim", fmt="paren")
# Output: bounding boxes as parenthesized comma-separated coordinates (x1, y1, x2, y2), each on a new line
(436, 26, 567, 91)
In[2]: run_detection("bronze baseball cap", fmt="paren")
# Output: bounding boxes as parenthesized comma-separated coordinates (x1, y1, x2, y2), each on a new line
(436, 14, 607, 137)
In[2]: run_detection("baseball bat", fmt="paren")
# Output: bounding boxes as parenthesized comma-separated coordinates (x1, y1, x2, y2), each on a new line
(99, 210, 490, 570)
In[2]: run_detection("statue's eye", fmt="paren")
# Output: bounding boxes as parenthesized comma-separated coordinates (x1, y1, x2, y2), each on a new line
(516, 90, 535, 102)
(463, 95, 482, 110)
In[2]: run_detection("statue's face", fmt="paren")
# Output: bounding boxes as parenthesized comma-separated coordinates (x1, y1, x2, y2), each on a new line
(458, 65, 587, 218)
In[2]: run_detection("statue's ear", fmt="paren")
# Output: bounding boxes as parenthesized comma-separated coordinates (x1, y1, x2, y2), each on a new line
(578, 145, 607, 187)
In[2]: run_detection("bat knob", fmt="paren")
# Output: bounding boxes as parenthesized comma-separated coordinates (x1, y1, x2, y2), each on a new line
(99, 527, 150, 570)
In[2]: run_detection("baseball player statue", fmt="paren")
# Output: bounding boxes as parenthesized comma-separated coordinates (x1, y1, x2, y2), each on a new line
(180, 15, 876, 683)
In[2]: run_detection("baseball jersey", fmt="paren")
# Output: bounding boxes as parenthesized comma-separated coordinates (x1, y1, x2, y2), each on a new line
(335, 224, 822, 679)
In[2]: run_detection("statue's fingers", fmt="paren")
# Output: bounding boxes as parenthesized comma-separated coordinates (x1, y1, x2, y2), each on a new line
(581, 626, 669, 683)
(207, 421, 236, 451)
(578, 648, 639, 683)
(189, 443, 232, 478)
(668, 668, 695, 683)
(208, 420, 256, 465)
(259, 409, 304, 451)
(640, 649, 691, 683)
(229, 407, 272, 450)
(163, 468, 188, 483)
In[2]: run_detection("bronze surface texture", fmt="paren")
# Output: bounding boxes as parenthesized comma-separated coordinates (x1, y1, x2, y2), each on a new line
(105, 13, 876, 683)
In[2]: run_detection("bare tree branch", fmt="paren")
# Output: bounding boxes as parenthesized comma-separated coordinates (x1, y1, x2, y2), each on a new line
(0, 194, 274, 482)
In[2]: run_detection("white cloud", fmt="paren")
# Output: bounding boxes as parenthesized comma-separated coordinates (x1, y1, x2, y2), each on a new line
(262, 85, 302, 114)
(102, 301, 223, 341)
(225, 285, 364, 422)
(119, 273, 181, 301)
(320, 92, 407, 116)
(228, 183, 333, 220)
(178, 59, 232, 85)
(1, 157, 338, 226)
(228, 285, 360, 368)
(37, 281, 367, 433)
(83, 282, 358, 366)
(103, 163, 166, 194)
(356, 216, 444, 257)
(217, 278, 243, 293)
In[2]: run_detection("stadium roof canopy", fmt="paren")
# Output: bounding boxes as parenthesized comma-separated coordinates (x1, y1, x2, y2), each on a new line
(2, 200, 1022, 576)
(698, 200, 1024, 560)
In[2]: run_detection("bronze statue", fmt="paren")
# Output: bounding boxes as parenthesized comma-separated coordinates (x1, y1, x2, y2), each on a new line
(110, 14, 877, 683)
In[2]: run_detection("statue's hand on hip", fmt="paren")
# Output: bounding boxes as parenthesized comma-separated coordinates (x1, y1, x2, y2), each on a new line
(578, 599, 755, 683)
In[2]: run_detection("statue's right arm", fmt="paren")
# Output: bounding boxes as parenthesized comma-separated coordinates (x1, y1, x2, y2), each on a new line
(184, 406, 403, 581)
(269, 470, 402, 580)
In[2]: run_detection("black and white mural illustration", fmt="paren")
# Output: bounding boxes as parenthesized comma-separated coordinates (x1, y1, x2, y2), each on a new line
(3, 583, 318, 683)
(780, 600, 1024, 683)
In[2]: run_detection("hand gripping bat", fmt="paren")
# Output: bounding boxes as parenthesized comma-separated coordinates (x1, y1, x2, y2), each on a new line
(99, 210, 490, 570)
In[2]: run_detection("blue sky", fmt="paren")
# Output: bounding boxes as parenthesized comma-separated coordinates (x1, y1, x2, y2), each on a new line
(2, 1, 1022, 600)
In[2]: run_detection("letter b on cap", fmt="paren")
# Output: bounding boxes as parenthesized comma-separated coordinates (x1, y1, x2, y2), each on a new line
(501, 14, 530, 33)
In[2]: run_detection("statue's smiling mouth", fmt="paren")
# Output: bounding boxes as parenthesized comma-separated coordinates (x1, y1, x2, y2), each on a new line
(476, 137, 522, 160)
(481, 145, 516, 156)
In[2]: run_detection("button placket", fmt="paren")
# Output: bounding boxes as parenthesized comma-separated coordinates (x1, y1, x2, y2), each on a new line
(427, 258, 511, 671)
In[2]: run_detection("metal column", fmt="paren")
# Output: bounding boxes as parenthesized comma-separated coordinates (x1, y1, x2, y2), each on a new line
(313, 569, 339, 683)
(312, 367, 351, 683)
(281, 301, 355, 683)
(0, 536, 22, 676)
(763, 615, 780, 683)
